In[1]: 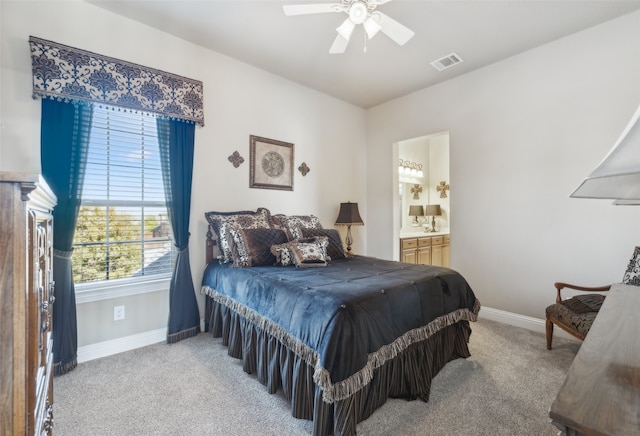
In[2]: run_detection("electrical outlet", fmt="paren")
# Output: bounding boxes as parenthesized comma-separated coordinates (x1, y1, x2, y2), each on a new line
(113, 305, 125, 321)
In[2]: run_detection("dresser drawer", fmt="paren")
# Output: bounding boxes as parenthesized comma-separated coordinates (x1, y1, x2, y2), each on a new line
(401, 238, 417, 249)
(431, 236, 444, 245)
(444, 235, 450, 244)
(417, 237, 432, 247)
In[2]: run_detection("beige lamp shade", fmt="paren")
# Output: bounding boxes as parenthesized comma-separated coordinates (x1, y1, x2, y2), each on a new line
(425, 204, 442, 216)
(408, 205, 424, 217)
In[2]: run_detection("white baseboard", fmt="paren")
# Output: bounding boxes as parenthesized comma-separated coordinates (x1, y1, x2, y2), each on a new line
(77, 328, 167, 363)
(77, 319, 207, 363)
(479, 306, 575, 341)
(77, 309, 574, 364)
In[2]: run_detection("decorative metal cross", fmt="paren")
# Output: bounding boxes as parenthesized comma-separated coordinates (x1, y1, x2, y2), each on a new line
(411, 184, 422, 200)
(298, 162, 310, 176)
(437, 181, 450, 198)
(228, 151, 244, 168)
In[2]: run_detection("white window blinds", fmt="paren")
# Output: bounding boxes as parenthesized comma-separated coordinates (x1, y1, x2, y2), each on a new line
(72, 105, 174, 283)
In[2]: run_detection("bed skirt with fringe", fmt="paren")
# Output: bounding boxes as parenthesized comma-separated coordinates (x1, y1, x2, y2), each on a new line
(204, 295, 474, 436)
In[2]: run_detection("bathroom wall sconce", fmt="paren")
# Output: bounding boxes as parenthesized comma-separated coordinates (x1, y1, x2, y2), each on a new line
(399, 159, 424, 178)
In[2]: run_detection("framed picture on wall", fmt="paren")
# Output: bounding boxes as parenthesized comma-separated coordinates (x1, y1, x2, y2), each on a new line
(249, 135, 294, 191)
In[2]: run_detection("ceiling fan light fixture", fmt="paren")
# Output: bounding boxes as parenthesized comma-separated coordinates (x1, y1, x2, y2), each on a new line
(349, 1, 368, 25)
(283, 0, 414, 54)
(336, 19, 356, 40)
(363, 16, 382, 39)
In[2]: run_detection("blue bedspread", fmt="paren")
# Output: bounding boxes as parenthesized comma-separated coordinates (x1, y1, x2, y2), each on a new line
(201, 255, 479, 403)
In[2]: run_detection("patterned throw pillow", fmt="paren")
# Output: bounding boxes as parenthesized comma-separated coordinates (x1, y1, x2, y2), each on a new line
(622, 246, 640, 286)
(272, 214, 323, 240)
(290, 236, 329, 268)
(271, 241, 296, 266)
(229, 228, 288, 267)
(271, 214, 289, 232)
(204, 208, 273, 263)
(300, 228, 346, 260)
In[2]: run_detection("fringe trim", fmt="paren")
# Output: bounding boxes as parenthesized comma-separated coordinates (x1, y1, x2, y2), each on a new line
(202, 286, 321, 367)
(167, 325, 201, 344)
(202, 285, 481, 404)
(53, 357, 78, 376)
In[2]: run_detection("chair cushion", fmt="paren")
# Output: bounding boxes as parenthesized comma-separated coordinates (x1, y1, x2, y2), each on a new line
(545, 294, 605, 338)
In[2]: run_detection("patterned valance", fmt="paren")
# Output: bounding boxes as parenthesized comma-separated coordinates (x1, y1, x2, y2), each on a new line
(29, 36, 204, 126)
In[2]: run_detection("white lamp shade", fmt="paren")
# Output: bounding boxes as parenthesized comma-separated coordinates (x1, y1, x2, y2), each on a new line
(336, 19, 356, 40)
(571, 101, 640, 200)
(363, 17, 382, 39)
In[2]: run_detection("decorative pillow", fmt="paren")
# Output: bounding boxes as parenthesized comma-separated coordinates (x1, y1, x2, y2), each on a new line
(300, 228, 346, 260)
(271, 214, 288, 232)
(271, 241, 295, 266)
(290, 236, 329, 268)
(229, 228, 288, 267)
(204, 208, 273, 263)
(622, 246, 640, 286)
(275, 214, 323, 240)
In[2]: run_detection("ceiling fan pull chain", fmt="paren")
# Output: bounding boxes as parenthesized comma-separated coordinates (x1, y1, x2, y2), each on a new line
(363, 29, 368, 53)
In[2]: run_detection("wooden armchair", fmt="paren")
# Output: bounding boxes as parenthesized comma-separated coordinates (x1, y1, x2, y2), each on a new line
(545, 282, 610, 349)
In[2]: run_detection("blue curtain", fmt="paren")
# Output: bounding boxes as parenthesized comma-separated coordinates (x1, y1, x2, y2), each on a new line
(156, 117, 200, 343)
(40, 98, 93, 375)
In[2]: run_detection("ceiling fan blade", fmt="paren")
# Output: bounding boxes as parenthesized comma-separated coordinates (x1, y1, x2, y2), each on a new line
(329, 33, 350, 54)
(373, 0, 394, 5)
(375, 12, 415, 46)
(283, 3, 344, 16)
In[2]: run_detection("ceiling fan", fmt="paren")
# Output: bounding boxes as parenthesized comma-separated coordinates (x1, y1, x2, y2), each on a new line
(283, 0, 415, 54)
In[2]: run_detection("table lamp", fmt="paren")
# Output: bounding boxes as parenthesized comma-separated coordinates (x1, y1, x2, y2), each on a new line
(335, 201, 364, 254)
(425, 204, 441, 232)
(408, 205, 424, 226)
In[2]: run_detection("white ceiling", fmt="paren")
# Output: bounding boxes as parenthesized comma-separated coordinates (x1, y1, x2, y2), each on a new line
(86, 0, 640, 108)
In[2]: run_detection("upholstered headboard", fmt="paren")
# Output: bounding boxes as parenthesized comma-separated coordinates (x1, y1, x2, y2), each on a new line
(205, 225, 218, 265)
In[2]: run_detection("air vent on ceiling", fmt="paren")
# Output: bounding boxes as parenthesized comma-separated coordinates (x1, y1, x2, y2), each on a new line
(431, 53, 464, 72)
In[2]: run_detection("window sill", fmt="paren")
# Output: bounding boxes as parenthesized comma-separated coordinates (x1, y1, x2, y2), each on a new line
(75, 275, 171, 304)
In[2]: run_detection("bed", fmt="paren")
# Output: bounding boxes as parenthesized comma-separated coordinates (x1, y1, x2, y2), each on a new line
(200, 208, 480, 436)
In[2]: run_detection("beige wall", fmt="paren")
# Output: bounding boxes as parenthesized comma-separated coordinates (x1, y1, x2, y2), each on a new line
(1, 0, 367, 346)
(366, 10, 640, 318)
(3, 0, 640, 347)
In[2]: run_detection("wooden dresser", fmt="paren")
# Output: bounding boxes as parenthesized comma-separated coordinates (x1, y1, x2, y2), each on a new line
(0, 173, 56, 436)
(549, 283, 640, 435)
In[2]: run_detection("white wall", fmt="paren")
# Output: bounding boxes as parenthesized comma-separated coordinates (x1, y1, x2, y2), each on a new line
(4, 0, 640, 347)
(1, 0, 367, 346)
(367, 10, 640, 318)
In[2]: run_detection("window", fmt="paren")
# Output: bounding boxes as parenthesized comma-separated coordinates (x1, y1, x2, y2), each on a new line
(72, 105, 174, 285)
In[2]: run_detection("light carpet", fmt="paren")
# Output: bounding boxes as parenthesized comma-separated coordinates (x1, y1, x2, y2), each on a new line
(53, 318, 579, 435)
